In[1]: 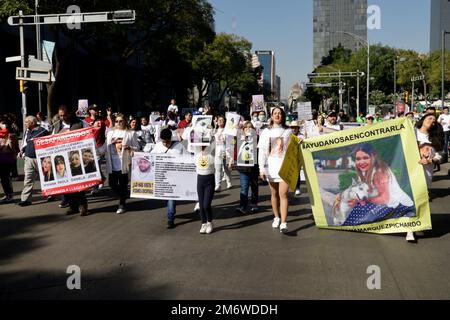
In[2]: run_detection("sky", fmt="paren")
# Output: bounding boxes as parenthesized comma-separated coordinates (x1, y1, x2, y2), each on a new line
(209, 0, 431, 100)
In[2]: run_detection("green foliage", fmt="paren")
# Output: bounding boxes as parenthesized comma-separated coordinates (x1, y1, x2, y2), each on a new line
(369, 90, 386, 106)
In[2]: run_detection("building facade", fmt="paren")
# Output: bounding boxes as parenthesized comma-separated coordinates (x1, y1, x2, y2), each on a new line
(313, 0, 367, 67)
(430, 0, 450, 52)
(255, 50, 276, 97)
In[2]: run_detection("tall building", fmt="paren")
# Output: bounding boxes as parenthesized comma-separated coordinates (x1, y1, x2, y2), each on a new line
(430, 0, 450, 52)
(255, 50, 276, 97)
(313, 0, 367, 67)
(276, 75, 281, 101)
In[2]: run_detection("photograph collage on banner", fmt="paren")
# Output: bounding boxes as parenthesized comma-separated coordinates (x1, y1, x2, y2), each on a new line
(300, 118, 431, 234)
(34, 128, 102, 196)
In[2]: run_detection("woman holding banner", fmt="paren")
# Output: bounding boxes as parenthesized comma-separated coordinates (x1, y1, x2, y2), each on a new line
(258, 107, 292, 233)
(105, 113, 139, 214)
(213, 116, 232, 192)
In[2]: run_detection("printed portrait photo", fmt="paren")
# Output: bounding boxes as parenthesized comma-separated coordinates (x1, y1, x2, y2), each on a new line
(131, 155, 154, 181)
(69, 150, 83, 176)
(54, 155, 69, 180)
(40, 156, 55, 182)
(312, 135, 416, 227)
(81, 148, 97, 174)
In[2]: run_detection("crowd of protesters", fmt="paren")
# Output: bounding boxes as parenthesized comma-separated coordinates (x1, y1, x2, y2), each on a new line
(1, 99, 448, 242)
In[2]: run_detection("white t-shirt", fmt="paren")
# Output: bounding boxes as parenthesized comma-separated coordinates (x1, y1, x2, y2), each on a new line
(167, 104, 178, 114)
(195, 151, 215, 175)
(258, 126, 292, 181)
(438, 113, 450, 132)
(416, 129, 441, 188)
(151, 141, 185, 155)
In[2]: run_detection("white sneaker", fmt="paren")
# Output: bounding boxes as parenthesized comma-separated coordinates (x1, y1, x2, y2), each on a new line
(272, 217, 281, 228)
(295, 189, 301, 196)
(214, 186, 221, 192)
(280, 222, 288, 233)
(226, 182, 232, 189)
(200, 223, 207, 234)
(406, 231, 416, 242)
(205, 222, 213, 234)
(194, 202, 200, 212)
(116, 207, 126, 214)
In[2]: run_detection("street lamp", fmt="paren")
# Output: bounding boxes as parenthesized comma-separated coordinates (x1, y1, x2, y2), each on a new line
(442, 30, 450, 109)
(335, 31, 370, 113)
(393, 57, 406, 103)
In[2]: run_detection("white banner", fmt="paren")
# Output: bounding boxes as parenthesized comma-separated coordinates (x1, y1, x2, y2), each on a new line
(130, 152, 198, 200)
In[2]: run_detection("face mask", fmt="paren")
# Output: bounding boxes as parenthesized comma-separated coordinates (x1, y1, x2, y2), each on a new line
(0, 124, 5, 130)
(258, 115, 265, 122)
(252, 117, 258, 122)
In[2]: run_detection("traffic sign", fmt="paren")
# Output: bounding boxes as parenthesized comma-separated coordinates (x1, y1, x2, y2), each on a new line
(16, 67, 52, 82)
(5, 56, 21, 63)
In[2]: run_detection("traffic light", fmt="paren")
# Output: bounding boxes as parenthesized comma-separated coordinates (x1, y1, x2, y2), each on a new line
(404, 91, 409, 103)
(19, 80, 24, 93)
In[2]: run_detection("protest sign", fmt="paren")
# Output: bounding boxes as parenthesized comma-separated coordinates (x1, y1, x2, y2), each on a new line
(34, 128, 102, 196)
(300, 118, 431, 234)
(76, 99, 89, 117)
(236, 129, 257, 167)
(190, 115, 213, 146)
(340, 122, 364, 130)
(278, 134, 301, 191)
(224, 112, 240, 136)
(251, 95, 265, 112)
(130, 152, 198, 200)
(297, 102, 312, 121)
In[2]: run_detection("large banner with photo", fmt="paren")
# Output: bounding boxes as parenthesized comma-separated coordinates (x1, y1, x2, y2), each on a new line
(34, 127, 102, 196)
(130, 152, 198, 200)
(300, 118, 431, 234)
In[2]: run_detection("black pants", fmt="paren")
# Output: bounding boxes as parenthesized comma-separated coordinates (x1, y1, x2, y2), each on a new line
(66, 192, 87, 210)
(197, 174, 215, 223)
(0, 163, 14, 196)
(109, 171, 129, 206)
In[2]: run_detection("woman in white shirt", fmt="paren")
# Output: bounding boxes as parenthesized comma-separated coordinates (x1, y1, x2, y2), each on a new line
(105, 113, 139, 214)
(213, 116, 232, 191)
(258, 107, 292, 233)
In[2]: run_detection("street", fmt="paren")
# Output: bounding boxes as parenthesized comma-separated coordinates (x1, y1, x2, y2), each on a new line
(1, 160, 450, 300)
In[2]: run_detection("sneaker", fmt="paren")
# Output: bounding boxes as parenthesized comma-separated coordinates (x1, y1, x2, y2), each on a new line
(116, 206, 126, 214)
(406, 231, 416, 242)
(0, 195, 13, 204)
(59, 201, 70, 208)
(214, 186, 221, 192)
(295, 189, 301, 196)
(235, 207, 247, 214)
(79, 204, 88, 216)
(17, 201, 31, 207)
(167, 220, 175, 229)
(272, 217, 281, 228)
(199, 223, 207, 234)
(280, 222, 288, 233)
(205, 222, 213, 234)
(194, 202, 200, 212)
(226, 182, 232, 189)
(249, 205, 258, 213)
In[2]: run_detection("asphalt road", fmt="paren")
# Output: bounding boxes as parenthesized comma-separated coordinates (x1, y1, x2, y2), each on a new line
(1, 161, 450, 300)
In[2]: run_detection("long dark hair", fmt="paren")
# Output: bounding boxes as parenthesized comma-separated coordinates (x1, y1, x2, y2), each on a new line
(352, 143, 388, 190)
(415, 114, 443, 152)
(269, 107, 288, 129)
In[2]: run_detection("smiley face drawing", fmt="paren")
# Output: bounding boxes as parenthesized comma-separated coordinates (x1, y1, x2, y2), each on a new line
(198, 157, 209, 169)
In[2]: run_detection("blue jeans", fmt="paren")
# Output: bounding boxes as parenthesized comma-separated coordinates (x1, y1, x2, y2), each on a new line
(239, 166, 259, 209)
(444, 131, 450, 156)
(167, 200, 176, 222)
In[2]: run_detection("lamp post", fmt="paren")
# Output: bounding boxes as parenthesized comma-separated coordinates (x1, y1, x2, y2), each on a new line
(336, 31, 369, 112)
(442, 30, 450, 109)
(393, 57, 406, 103)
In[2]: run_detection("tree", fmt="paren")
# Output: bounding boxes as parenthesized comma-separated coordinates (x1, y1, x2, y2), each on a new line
(369, 90, 386, 106)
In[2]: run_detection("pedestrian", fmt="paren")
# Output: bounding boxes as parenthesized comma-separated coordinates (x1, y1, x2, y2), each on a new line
(0, 115, 19, 204)
(36, 112, 53, 132)
(167, 99, 178, 115)
(195, 143, 216, 234)
(177, 111, 193, 129)
(129, 117, 145, 151)
(232, 121, 259, 214)
(17, 116, 49, 206)
(53, 105, 88, 216)
(408, 113, 444, 242)
(258, 107, 292, 233)
(105, 113, 139, 214)
(213, 115, 232, 192)
(365, 114, 374, 126)
(151, 128, 186, 228)
(437, 106, 450, 159)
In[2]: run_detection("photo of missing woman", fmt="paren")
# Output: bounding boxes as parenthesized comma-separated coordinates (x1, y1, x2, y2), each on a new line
(82, 148, 97, 174)
(40, 156, 55, 182)
(69, 150, 83, 176)
(269, 137, 285, 157)
(190, 116, 212, 145)
(313, 136, 416, 227)
(54, 155, 69, 179)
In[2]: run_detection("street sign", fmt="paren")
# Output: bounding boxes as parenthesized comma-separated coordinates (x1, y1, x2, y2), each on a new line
(7, 10, 136, 26)
(16, 67, 52, 82)
(5, 56, 21, 62)
(411, 75, 425, 82)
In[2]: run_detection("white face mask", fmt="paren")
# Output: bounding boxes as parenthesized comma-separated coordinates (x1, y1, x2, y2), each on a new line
(252, 116, 258, 122)
(258, 115, 265, 122)
(0, 124, 6, 130)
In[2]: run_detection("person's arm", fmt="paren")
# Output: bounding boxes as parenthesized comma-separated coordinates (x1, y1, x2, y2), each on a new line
(367, 172, 390, 205)
(258, 130, 269, 180)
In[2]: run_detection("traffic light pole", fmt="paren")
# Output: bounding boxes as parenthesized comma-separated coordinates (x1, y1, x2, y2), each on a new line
(19, 11, 27, 135)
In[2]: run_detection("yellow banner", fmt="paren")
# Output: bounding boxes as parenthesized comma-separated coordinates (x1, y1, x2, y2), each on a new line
(300, 118, 431, 234)
(279, 134, 301, 191)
